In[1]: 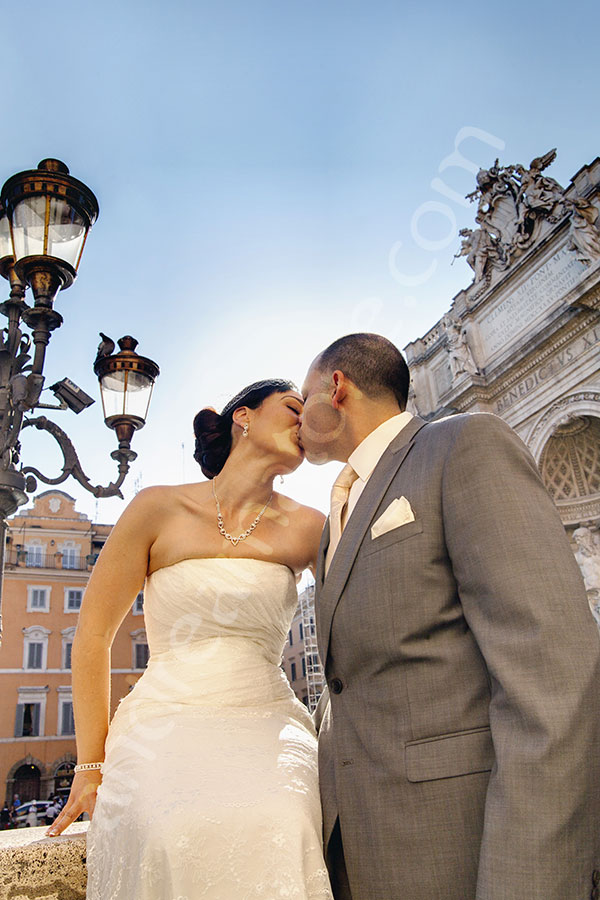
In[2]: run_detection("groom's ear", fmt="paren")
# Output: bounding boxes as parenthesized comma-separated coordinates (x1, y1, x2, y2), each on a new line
(331, 371, 348, 409)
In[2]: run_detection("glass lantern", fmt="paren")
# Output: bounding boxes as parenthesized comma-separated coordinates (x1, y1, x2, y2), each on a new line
(94, 336, 160, 446)
(0, 159, 98, 300)
(0, 202, 12, 262)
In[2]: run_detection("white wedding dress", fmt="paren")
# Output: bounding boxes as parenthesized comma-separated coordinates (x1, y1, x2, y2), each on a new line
(86, 558, 333, 900)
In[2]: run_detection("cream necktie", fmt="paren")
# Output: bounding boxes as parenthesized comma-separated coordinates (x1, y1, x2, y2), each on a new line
(325, 463, 359, 574)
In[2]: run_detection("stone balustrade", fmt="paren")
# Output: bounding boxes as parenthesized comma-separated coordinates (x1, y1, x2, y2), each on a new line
(0, 822, 89, 900)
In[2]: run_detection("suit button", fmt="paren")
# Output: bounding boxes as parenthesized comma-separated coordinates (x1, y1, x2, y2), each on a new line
(330, 678, 343, 694)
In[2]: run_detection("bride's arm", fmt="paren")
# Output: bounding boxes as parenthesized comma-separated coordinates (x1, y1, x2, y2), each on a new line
(47, 488, 166, 836)
(303, 507, 326, 578)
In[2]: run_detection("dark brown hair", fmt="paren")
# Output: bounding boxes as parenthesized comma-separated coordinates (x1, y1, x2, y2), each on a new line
(193, 379, 297, 478)
(316, 333, 410, 409)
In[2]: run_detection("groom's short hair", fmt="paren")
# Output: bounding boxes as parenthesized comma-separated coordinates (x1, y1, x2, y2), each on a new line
(316, 333, 410, 409)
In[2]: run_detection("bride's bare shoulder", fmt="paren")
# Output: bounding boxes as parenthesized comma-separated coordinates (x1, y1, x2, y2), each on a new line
(125, 482, 211, 516)
(274, 493, 326, 531)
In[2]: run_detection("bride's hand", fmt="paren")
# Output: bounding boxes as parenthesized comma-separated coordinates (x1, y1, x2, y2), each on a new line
(46, 771, 102, 836)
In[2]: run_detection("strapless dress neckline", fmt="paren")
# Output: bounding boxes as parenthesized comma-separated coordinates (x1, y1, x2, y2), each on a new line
(148, 556, 296, 580)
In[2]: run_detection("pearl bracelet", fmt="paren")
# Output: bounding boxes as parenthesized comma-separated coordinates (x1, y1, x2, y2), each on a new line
(74, 762, 103, 773)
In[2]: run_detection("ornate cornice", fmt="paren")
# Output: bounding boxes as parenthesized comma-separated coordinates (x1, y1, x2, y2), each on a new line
(556, 496, 600, 526)
(528, 391, 600, 450)
(432, 310, 599, 413)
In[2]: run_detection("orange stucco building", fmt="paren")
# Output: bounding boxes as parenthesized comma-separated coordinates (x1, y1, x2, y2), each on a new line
(0, 490, 146, 805)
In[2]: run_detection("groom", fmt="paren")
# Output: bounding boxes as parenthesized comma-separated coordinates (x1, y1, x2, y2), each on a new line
(299, 333, 600, 900)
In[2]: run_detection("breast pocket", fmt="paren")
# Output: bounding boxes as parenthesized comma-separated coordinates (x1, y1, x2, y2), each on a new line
(363, 520, 423, 556)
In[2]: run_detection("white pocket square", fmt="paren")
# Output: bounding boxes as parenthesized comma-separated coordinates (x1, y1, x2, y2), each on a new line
(371, 496, 415, 539)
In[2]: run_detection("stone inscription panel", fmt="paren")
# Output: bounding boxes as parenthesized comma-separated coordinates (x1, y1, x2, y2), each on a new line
(479, 247, 586, 358)
(496, 323, 600, 414)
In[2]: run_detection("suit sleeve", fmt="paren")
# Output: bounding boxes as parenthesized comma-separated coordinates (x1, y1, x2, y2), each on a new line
(441, 413, 600, 899)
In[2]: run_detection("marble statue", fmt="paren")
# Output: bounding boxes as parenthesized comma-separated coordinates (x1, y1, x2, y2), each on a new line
(441, 315, 479, 380)
(568, 198, 600, 265)
(573, 526, 600, 625)
(514, 149, 567, 224)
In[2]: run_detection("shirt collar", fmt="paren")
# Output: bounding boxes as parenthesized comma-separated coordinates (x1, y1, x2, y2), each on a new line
(348, 411, 414, 483)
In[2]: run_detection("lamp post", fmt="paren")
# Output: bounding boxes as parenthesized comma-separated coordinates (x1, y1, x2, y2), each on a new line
(0, 159, 159, 637)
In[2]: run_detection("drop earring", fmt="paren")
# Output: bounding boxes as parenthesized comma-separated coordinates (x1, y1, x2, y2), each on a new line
(243, 423, 249, 438)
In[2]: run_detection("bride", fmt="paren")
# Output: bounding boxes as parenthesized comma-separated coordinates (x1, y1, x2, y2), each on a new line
(46, 379, 333, 900)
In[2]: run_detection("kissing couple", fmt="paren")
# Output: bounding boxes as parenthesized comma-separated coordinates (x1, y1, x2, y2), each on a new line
(49, 333, 600, 900)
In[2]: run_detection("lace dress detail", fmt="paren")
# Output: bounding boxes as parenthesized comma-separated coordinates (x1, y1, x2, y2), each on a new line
(86, 558, 332, 899)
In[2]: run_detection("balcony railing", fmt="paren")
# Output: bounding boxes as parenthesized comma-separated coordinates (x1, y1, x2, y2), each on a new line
(4, 550, 97, 571)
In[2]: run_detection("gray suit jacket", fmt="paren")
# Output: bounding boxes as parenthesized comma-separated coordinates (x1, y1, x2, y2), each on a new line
(315, 412, 600, 900)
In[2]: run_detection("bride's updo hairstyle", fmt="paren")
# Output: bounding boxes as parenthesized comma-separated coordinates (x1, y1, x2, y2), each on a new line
(194, 379, 297, 479)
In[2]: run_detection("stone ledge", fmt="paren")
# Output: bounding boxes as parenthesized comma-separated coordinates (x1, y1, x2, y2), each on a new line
(0, 823, 88, 900)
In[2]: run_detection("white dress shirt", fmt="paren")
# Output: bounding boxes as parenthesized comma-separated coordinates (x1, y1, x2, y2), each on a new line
(344, 411, 414, 527)
(325, 411, 414, 571)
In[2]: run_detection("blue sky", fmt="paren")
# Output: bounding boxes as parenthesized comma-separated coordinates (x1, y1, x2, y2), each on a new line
(3, 0, 599, 525)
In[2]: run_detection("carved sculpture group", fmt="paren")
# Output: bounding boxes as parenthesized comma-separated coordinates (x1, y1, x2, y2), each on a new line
(454, 149, 600, 284)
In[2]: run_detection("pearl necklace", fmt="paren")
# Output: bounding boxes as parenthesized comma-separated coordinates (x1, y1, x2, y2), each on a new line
(212, 479, 273, 546)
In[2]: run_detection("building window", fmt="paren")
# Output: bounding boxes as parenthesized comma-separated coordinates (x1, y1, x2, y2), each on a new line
(302, 657, 306, 678)
(27, 643, 43, 669)
(131, 628, 149, 669)
(290, 661, 297, 682)
(25, 543, 44, 567)
(135, 643, 149, 669)
(64, 588, 84, 613)
(15, 702, 41, 736)
(61, 627, 76, 670)
(132, 591, 144, 615)
(299, 622, 304, 640)
(14, 686, 48, 737)
(22, 626, 50, 670)
(61, 542, 80, 570)
(27, 586, 50, 613)
(288, 629, 293, 646)
(59, 700, 75, 735)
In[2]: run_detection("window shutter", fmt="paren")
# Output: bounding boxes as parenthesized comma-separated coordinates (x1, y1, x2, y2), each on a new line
(135, 644, 149, 669)
(32, 703, 40, 736)
(27, 642, 42, 669)
(64, 643, 72, 669)
(62, 702, 74, 735)
(14, 704, 24, 737)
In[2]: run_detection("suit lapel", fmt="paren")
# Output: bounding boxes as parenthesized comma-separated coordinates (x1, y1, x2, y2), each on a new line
(316, 416, 428, 667)
(315, 519, 329, 591)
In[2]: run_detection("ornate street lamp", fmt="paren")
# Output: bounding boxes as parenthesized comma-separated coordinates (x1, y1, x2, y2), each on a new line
(0, 159, 159, 637)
